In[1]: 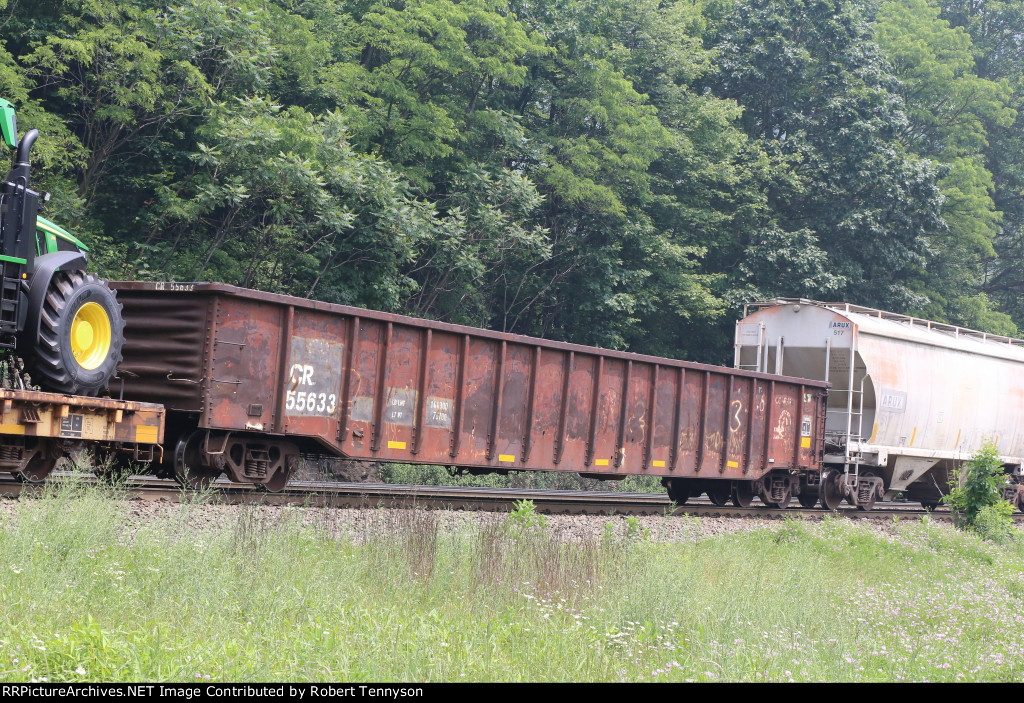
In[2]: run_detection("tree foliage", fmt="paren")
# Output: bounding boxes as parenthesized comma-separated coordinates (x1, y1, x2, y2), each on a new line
(0, 0, 1021, 362)
(710, 0, 945, 311)
(875, 0, 1015, 328)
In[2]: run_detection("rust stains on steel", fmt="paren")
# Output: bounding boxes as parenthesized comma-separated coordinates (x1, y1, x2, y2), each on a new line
(112, 282, 828, 479)
(0, 388, 164, 448)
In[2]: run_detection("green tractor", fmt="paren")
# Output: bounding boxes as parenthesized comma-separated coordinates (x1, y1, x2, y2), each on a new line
(0, 98, 123, 395)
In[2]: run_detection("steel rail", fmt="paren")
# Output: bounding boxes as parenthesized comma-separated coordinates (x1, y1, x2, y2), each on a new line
(0, 474, 999, 522)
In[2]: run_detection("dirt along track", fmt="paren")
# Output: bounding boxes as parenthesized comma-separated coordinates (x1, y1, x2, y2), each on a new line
(0, 473, 1002, 523)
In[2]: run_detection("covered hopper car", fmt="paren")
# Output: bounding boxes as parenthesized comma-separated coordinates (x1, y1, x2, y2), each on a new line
(109, 282, 826, 507)
(736, 299, 1024, 510)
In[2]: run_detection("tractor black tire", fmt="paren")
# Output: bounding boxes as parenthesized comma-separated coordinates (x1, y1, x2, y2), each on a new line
(27, 270, 125, 396)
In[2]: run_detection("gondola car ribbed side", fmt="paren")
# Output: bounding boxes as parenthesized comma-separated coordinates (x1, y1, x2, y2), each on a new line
(111, 282, 827, 501)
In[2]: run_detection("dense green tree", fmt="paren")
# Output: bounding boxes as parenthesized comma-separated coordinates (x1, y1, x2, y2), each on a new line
(937, 1, 1024, 329)
(20, 1, 207, 208)
(288, 0, 555, 327)
(0, 43, 84, 217)
(875, 0, 1015, 329)
(708, 0, 946, 313)
(1, 0, 1022, 365)
(122, 97, 437, 311)
(560, 0, 757, 358)
(476, 0, 740, 352)
(328, 0, 542, 176)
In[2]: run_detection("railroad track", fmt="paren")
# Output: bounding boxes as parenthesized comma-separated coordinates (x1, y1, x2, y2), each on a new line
(0, 473, 996, 522)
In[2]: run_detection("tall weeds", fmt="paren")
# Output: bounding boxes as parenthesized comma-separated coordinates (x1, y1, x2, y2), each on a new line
(2, 486, 1024, 681)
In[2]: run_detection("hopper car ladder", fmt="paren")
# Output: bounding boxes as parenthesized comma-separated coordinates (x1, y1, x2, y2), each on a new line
(824, 337, 867, 488)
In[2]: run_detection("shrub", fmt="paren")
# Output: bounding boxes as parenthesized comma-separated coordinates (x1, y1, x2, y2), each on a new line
(943, 442, 1013, 538)
(973, 502, 1016, 544)
(623, 516, 650, 541)
(506, 499, 548, 532)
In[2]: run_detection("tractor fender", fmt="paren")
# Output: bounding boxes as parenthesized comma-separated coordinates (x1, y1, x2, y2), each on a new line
(22, 251, 88, 345)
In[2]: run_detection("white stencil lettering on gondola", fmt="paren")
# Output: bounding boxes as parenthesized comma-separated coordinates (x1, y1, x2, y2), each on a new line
(730, 400, 743, 432)
(385, 388, 416, 426)
(285, 337, 344, 417)
(425, 398, 454, 429)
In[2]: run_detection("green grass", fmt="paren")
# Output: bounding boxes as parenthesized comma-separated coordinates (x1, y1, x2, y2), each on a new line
(1, 479, 1024, 682)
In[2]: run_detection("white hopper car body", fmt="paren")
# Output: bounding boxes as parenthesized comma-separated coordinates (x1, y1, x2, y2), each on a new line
(736, 299, 1024, 509)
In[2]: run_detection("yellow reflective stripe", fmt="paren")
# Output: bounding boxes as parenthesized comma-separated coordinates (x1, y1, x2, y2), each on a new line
(134, 425, 159, 443)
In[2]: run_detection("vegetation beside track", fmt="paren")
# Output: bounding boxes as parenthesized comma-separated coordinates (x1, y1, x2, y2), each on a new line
(1, 479, 1024, 682)
(377, 462, 667, 493)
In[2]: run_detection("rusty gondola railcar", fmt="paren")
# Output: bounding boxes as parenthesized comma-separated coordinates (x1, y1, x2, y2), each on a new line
(111, 282, 826, 504)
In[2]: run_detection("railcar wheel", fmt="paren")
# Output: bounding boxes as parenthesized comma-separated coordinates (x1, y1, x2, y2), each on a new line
(919, 500, 940, 511)
(665, 478, 689, 505)
(174, 431, 221, 490)
(819, 470, 843, 511)
(732, 481, 754, 508)
(707, 482, 731, 507)
(798, 491, 819, 508)
(261, 457, 294, 493)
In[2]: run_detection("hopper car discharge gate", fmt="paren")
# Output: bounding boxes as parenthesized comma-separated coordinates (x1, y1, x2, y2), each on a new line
(737, 299, 1024, 510)
(110, 282, 826, 505)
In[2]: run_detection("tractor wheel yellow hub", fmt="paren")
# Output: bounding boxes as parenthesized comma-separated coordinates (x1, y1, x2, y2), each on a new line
(70, 302, 111, 370)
